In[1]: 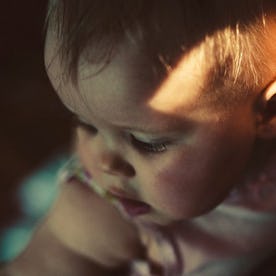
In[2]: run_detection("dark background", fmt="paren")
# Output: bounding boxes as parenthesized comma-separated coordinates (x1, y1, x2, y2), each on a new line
(0, 1, 72, 226)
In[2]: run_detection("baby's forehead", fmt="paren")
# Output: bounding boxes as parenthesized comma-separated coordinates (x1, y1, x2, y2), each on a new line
(45, 31, 228, 112)
(79, 47, 230, 120)
(82, 39, 210, 85)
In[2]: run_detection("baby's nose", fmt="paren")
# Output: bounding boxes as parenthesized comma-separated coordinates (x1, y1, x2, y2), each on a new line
(98, 151, 135, 178)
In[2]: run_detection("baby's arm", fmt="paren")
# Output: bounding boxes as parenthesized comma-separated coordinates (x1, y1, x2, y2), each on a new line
(2, 179, 144, 275)
(46, 178, 144, 267)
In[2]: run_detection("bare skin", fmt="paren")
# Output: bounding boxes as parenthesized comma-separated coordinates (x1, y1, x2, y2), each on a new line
(2, 178, 276, 275)
(1, 180, 144, 275)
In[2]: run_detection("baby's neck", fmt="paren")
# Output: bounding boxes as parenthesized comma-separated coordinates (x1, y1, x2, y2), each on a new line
(246, 139, 276, 180)
(226, 138, 276, 210)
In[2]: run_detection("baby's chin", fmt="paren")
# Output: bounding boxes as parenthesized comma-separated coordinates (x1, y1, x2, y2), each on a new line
(134, 213, 176, 227)
(133, 208, 194, 227)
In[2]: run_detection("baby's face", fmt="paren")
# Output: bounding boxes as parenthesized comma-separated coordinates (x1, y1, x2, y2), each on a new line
(45, 36, 258, 224)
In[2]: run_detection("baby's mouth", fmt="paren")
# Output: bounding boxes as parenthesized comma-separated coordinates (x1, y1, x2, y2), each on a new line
(107, 189, 151, 217)
(116, 197, 152, 217)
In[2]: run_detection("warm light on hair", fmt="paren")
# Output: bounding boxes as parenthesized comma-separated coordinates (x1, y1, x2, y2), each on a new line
(46, 0, 276, 104)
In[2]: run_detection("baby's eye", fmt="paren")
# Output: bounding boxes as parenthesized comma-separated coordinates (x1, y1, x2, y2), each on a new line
(130, 135, 168, 153)
(73, 116, 98, 134)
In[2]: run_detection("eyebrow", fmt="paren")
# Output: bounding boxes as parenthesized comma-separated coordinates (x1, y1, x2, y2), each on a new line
(120, 115, 195, 136)
(74, 111, 193, 136)
(123, 124, 180, 134)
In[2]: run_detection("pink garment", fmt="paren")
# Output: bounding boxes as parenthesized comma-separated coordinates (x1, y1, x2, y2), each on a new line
(59, 149, 276, 275)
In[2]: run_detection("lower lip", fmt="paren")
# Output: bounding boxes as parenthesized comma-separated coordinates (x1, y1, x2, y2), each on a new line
(116, 197, 151, 217)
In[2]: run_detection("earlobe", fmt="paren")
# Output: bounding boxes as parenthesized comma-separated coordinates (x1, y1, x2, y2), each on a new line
(256, 80, 276, 139)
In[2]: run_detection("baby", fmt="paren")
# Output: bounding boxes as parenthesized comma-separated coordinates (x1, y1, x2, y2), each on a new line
(2, 0, 276, 275)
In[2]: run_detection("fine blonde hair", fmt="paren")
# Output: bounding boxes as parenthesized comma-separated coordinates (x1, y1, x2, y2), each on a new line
(46, 0, 276, 104)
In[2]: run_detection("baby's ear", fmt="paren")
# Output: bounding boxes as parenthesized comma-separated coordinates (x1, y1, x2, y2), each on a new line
(256, 80, 276, 139)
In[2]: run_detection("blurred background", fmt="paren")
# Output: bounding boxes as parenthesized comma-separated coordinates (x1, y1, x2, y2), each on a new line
(0, 1, 72, 229)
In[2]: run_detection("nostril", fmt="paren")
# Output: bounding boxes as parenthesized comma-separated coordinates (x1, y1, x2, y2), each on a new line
(122, 162, 135, 177)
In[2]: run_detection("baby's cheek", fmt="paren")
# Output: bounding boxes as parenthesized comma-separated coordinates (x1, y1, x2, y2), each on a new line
(150, 159, 192, 218)
(75, 132, 87, 161)
(75, 131, 96, 174)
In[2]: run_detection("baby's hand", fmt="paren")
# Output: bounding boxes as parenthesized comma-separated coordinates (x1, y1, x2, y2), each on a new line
(46, 178, 144, 269)
(2, 178, 144, 276)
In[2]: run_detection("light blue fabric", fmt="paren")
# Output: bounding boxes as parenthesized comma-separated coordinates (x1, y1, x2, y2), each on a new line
(0, 154, 68, 263)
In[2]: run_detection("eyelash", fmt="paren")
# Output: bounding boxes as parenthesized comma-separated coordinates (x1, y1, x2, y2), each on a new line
(74, 118, 168, 154)
(130, 135, 168, 153)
